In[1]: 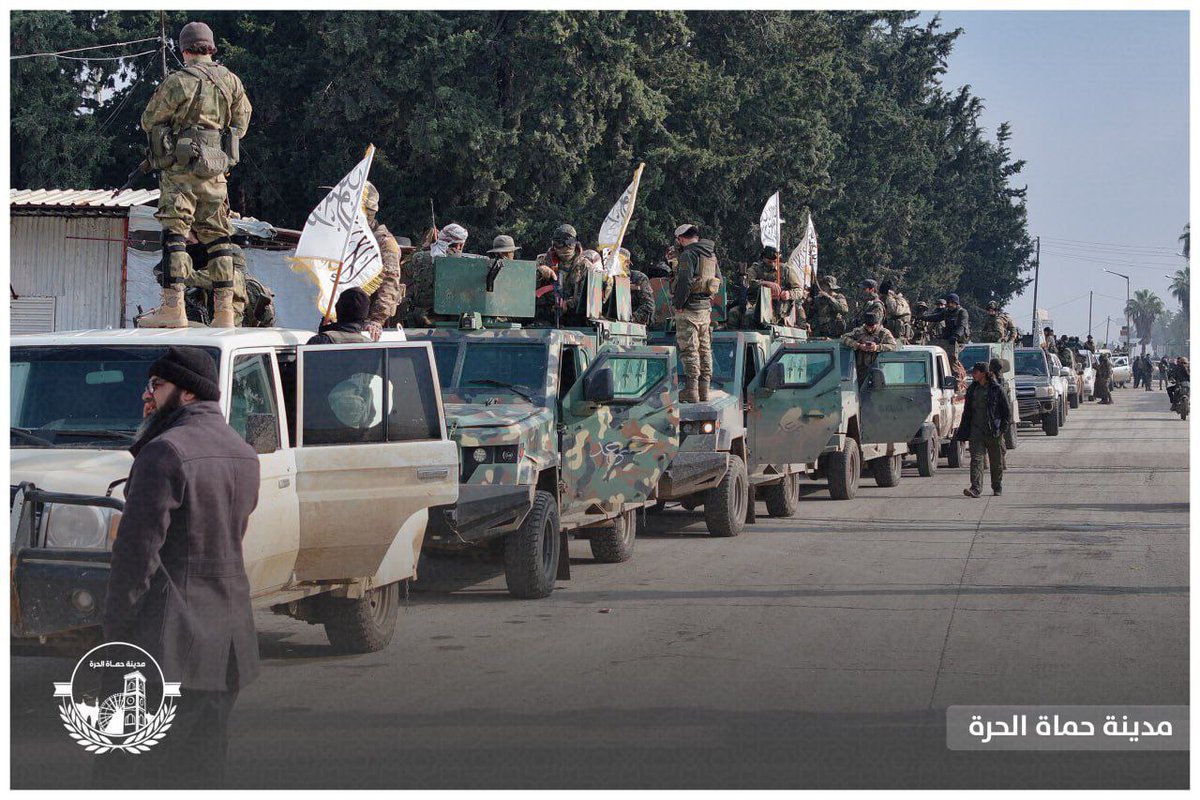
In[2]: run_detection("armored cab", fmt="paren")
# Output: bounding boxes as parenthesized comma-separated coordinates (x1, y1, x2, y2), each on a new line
(408, 257, 680, 599)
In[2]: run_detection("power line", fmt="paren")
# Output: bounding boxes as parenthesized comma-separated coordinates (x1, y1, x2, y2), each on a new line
(51, 49, 159, 63)
(1042, 235, 1178, 252)
(1040, 249, 1186, 272)
(1041, 243, 1183, 261)
(11, 36, 160, 60)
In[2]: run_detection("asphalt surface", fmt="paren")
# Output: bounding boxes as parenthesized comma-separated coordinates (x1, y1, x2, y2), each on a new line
(10, 386, 1189, 788)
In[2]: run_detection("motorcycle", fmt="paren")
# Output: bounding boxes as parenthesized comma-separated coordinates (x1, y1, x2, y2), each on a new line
(1175, 381, 1189, 421)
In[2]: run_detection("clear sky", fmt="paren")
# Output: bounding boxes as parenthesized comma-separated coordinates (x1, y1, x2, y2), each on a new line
(927, 10, 1189, 344)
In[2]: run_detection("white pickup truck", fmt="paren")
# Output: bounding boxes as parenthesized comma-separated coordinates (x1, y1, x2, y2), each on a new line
(11, 328, 458, 655)
(886, 346, 966, 476)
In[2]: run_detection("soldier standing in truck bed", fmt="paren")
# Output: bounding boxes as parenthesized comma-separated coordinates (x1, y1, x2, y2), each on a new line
(809, 274, 849, 338)
(672, 223, 721, 403)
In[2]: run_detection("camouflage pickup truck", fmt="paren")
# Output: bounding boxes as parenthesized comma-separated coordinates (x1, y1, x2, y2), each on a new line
(749, 339, 918, 500)
(408, 258, 679, 599)
(649, 324, 809, 537)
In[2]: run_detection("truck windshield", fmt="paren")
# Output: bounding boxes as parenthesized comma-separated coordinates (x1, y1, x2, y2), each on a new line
(430, 341, 548, 404)
(1014, 350, 1048, 377)
(11, 345, 220, 448)
(959, 345, 990, 367)
(879, 359, 928, 386)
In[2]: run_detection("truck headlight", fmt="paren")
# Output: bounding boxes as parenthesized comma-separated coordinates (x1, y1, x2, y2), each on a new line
(465, 444, 522, 466)
(42, 504, 120, 550)
(681, 419, 719, 436)
(1034, 385, 1054, 398)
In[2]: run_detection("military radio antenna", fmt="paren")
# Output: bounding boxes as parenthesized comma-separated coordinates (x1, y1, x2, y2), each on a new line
(159, 10, 167, 78)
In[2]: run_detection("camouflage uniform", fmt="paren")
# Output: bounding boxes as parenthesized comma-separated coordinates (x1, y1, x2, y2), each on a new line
(841, 322, 898, 381)
(860, 295, 886, 326)
(673, 234, 721, 402)
(140, 53, 251, 314)
(747, 259, 805, 327)
(979, 309, 1017, 342)
(629, 270, 655, 326)
(810, 281, 850, 338)
(405, 250, 438, 326)
(881, 290, 912, 343)
(185, 243, 249, 323)
(367, 219, 403, 327)
(537, 243, 592, 320)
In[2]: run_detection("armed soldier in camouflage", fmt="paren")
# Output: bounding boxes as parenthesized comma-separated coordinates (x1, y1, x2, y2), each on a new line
(979, 300, 1018, 342)
(536, 225, 592, 323)
(138, 21, 252, 329)
(362, 182, 413, 340)
(859, 279, 886, 327)
(746, 246, 805, 328)
(878, 280, 912, 343)
(841, 312, 898, 385)
(809, 275, 850, 338)
(910, 301, 931, 344)
(620, 247, 656, 326)
(405, 222, 469, 326)
(672, 223, 722, 402)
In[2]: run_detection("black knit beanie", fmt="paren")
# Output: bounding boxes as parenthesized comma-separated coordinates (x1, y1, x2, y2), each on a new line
(335, 287, 371, 323)
(150, 346, 221, 402)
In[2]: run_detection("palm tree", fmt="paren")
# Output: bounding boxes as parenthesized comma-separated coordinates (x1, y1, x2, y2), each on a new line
(1125, 289, 1166, 355)
(1180, 224, 1190, 261)
(1170, 264, 1189, 316)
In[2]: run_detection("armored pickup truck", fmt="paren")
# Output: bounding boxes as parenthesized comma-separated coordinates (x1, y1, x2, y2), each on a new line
(648, 324, 810, 537)
(408, 258, 679, 600)
(748, 340, 918, 500)
(11, 328, 458, 655)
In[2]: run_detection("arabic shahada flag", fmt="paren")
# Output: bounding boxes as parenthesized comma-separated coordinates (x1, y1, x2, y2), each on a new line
(786, 212, 819, 290)
(759, 191, 782, 251)
(290, 146, 383, 320)
(597, 163, 645, 276)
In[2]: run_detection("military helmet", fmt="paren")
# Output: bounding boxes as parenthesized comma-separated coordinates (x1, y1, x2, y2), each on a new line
(551, 224, 578, 245)
(363, 181, 380, 213)
(915, 300, 929, 309)
(619, 246, 631, 259)
(864, 311, 881, 325)
(179, 21, 215, 52)
(819, 275, 839, 290)
(488, 234, 519, 255)
(945, 292, 960, 305)
(674, 223, 699, 238)
(863, 279, 878, 290)
(986, 300, 1000, 310)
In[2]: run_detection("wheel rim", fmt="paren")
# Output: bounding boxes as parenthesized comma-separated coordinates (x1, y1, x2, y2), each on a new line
(788, 473, 800, 503)
(733, 470, 748, 522)
(620, 512, 635, 546)
(928, 439, 937, 467)
(541, 518, 557, 576)
(367, 585, 395, 628)
(849, 447, 860, 489)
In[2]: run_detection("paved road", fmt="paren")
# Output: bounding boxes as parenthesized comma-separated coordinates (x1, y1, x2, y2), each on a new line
(11, 387, 1188, 788)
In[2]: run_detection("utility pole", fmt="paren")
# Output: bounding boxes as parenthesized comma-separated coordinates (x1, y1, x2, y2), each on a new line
(1030, 235, 1040, 336)
(159, 10, 167, 79)
(1106, 316, 1111, 348)
(1088, 290, 1093, 334)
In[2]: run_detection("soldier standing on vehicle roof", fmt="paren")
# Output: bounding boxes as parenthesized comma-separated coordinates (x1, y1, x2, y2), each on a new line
(920, 292, 971, 365)
(746, 245, 805, 328)
(138, 22, 252, 329)
(910, 301, 931, 344)
(859, 279, 886, 327)
(405, 222, 469, 327)
(672, 223, 722, 403)
(878, 280, 912, 343)
(621, 247, 656, 326)
(979, 300, 1018, 343)
(841, 312, 897, 385)
(809, 274, 850, 338)
(362, 182, 413, 341)
(536, 225, 593, 323)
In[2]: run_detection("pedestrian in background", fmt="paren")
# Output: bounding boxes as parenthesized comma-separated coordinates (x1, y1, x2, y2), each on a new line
(956, 360, 1011, 498)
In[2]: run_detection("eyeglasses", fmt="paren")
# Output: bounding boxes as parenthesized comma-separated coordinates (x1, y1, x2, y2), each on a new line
(145, 377, 166, 394)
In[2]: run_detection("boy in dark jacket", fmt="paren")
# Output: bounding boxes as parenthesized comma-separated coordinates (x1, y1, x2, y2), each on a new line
(956, 360, 1012, 497)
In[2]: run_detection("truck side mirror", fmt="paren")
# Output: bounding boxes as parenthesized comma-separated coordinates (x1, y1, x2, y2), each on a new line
(583, 367, 615, 403)
(866, 367, 887, 390)
(940, 375, 958, 391)
(763, 362, 785, 391)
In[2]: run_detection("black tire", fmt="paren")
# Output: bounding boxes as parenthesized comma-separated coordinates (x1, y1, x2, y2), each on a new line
(916, 437, 938, 477)
(872, 453, 903, 487)
(1042, 408, 1060, 436)
(504, 490, 560, 599)
(589, 508, 636, 563)
(704, 455, 748, 537)
(946, 439, 966, 468)
(322, 582, 401, 654)
(762, 473, 801, 517)
(827, 438, 861, 500)
(1004, 422, 1017, 450)
(1069, 391, 1079, 409)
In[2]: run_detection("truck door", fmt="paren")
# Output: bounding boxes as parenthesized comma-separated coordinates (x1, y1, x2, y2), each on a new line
(746, 343, 844, 466)
(227, 349, 299, 595)
(559, 347, 680, 523)
(860, 351, 935, 445)
(294, 342, 459, 581)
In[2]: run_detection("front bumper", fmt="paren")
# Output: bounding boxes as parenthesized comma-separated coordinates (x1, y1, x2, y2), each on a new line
(424, 484, 535, 545)
(12, 548, 111, 639)
(1016, 392, 1055, 421)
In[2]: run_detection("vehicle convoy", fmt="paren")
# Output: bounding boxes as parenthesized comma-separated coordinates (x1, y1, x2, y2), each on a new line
(959, 341, 1019, 449)
(1014, 346, 1069, 436)
(648, 324, 809, 536)
(891, 345, 966, 475)
(11, 328, 458, 655)
(1058, 349, 1084, 409)
(408, 258, 680, 599)
(1075, 349, 1098, 401)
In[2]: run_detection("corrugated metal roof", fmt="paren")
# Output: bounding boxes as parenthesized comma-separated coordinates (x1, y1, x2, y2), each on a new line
(10, 188, 160, 208)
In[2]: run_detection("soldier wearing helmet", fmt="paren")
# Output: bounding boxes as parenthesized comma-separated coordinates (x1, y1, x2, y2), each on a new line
(360, 181, 413, 340)
(745, 245, 805, 328)
(859, 278, 886, 327)
(536, 224, 591, 323)
(979, 300, 1018, 343)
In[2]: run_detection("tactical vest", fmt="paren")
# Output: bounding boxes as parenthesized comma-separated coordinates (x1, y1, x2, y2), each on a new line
(148, 63, 240, 176)
(688, 253, 720, 296)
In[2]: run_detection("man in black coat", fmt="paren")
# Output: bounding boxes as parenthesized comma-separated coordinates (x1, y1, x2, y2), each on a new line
(308, 287, 372, 344)
(956, 360, 1012, 498)
(101, 346, 261, 787)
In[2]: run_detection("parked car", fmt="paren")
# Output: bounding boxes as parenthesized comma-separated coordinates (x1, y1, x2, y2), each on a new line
(1057, 349, 1084, 409)
(1014, 346, 1069, 436)
(1110, 355, 1132, 388)
(1075, 349, 1097, 401)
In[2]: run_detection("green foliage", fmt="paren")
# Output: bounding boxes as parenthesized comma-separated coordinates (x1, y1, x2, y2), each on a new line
(1170, 263, 1188, 316)
(11, 10, 1033, 308)
(1126, 288, 1165, 353)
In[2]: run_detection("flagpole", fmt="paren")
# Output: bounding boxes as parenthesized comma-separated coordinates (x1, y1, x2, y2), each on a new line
(323, 144, 375, 324)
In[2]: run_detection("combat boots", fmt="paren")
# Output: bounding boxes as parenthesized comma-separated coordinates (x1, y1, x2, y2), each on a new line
(212, 287, 236, 328)
(698, 377, 710, 402)
(681, 377, 699, 403)
(137, 284, 187, 328)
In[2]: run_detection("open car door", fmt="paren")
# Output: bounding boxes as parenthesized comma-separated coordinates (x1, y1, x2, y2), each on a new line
(559, 347, 680, 525)
(294, 342, 458, 581)
(860, 351, 935, 446)
(747, 342, 846, 466)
